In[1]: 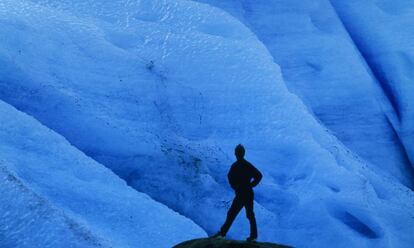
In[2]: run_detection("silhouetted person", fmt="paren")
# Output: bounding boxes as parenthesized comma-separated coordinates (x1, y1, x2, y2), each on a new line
(213, 144, 262, 242)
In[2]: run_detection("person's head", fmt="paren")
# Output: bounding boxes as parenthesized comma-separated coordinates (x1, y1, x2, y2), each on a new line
(234, 144, 245, 160)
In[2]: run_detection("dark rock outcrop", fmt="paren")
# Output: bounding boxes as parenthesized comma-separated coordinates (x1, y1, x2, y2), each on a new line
(173, 238, 293, 248)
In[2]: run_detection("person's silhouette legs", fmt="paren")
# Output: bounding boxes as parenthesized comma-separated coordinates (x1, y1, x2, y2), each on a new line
(219, 195, 244, 236)
(219, 190, 257, 239)
(245, 196, 257, 239)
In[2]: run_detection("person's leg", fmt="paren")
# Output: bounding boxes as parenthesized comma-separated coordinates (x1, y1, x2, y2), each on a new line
(245, 192, 257, 239)
(219, 195, 243, 236)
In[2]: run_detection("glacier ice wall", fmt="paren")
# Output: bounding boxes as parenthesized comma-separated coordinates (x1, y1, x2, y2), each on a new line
(194, 0, 414, 187)
(0, 0, 414, 247)
(0, 100, 206, 247)
(329, 0, 414, 174)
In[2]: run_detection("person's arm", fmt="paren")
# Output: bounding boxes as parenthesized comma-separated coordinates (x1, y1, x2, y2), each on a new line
(250, 164, 262, 188)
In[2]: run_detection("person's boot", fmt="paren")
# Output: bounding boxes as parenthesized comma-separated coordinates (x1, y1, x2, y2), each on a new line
(211, 232, 225, 239)
(246, 236, 257, 242)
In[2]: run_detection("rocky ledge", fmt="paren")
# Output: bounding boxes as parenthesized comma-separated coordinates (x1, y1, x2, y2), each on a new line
(173, 238, 293, 248)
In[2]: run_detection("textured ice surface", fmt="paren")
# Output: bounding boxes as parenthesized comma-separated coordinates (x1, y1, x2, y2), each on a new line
(329, 0, 414, 172)
(0, 101, 206, 248)
(0, 165, 106, 248)
(0, 0, 413, 247)
(194, 0, 414, 187)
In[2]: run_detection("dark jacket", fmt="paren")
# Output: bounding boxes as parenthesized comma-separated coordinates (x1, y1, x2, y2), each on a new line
(228, 159, 262, 192)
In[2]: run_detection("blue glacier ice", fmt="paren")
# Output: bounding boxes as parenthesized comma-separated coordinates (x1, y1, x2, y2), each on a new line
(330, 0, 414, 177)
(0, 0, 413, 247)
(0, 100, 206, 248)
(195, 0, 414, 187)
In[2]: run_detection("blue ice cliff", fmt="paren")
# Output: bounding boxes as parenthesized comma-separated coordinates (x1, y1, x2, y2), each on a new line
(0, 0, 413, 247)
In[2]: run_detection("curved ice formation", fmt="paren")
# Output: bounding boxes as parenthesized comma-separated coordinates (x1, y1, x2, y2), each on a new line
(0, 0, 413, 247)
(0, 100, 206, 248)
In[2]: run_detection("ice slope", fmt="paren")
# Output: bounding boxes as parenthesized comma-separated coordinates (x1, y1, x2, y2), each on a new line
(1, 0, 414, 247)
(0, 100, 206, 248)
(193, 0, 414, 187)
(0, 164, 106, 248)
(329, 0, 414, 171)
